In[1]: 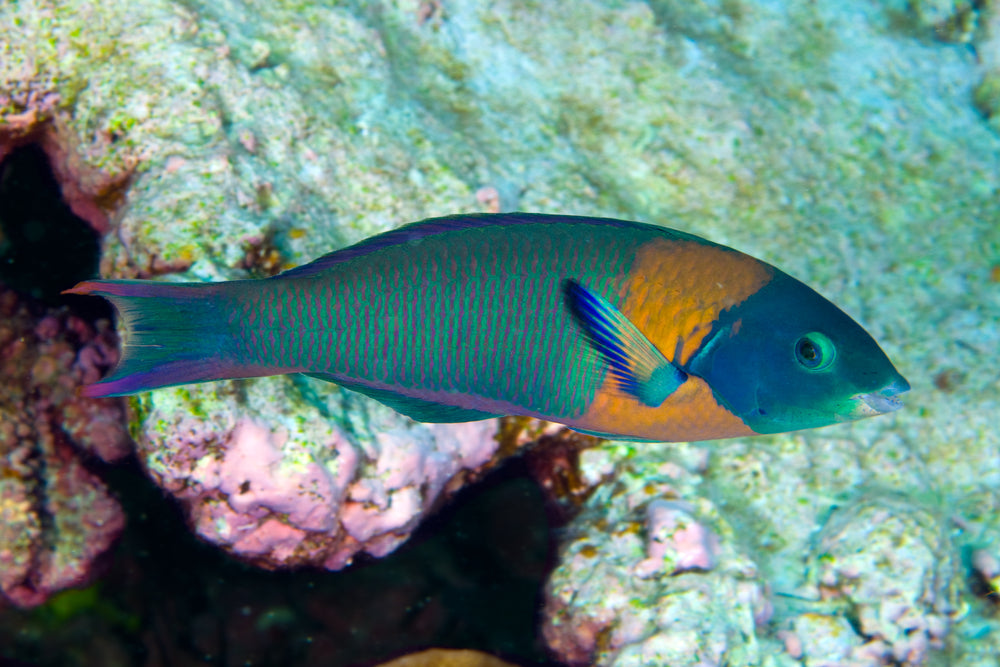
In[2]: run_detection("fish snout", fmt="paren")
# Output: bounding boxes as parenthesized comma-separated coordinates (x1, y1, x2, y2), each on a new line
(851, 375, 910, 417)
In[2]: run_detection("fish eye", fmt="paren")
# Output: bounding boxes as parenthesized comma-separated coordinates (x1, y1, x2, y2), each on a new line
(794, 332, 836, 371)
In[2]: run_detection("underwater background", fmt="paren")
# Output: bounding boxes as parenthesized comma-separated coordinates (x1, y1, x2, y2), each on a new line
(1, 0, 999, 665)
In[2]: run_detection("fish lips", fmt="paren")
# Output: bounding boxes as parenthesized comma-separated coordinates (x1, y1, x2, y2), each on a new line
(848, 376, 911, 419)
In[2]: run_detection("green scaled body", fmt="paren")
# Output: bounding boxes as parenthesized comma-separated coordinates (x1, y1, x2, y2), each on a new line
(68, 213, 909, 442)
(227, 215, 647, 422)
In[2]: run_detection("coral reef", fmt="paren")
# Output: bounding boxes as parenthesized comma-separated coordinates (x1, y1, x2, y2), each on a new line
(803, 499, 957, 664)
(0, 285, 128, 608)
(0, 459, 556, 666)
(543, 443, 773, 667)
(0, 87, 132, 238)
(1, 0, 999, 663)
(136, 386, 501, 568)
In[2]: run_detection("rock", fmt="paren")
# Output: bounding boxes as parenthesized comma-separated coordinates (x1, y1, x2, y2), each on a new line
(542, 443, 772, 667)
(807, 499, 959, 666)
(0, 285, 128, 607)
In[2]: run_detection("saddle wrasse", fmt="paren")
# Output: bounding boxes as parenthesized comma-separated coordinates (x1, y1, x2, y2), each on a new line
(67, 213, 909, 442)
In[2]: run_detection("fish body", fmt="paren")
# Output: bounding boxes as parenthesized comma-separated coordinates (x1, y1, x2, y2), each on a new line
(67, 213, 909, 442)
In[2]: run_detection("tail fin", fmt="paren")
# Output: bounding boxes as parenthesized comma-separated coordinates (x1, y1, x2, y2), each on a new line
(65, 279, 253, 398)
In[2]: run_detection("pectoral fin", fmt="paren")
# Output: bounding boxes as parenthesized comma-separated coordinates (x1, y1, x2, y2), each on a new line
(563, 279, 686, 407)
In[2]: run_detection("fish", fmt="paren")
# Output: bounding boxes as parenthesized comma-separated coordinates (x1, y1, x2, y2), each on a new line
(65, 213, 910, 442)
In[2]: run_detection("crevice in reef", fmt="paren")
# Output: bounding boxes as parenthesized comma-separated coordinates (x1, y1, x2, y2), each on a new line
(0, 143, 103, 303)
(0, 135, 129, 608)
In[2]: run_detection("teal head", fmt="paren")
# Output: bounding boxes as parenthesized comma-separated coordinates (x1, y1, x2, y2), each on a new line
(688, 270, 910, 435)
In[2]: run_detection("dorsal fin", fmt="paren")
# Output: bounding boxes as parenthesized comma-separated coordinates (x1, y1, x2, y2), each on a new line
(274, 213, 641, 279)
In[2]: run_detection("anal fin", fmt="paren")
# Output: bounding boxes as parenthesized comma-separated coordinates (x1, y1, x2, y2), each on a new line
(304, 373, 501, 423)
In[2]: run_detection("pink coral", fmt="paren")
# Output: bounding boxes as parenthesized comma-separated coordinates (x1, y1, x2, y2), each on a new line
(633, 500, 719, 578)
(140, 408, 502, 571)
(0, 284, 130, 607)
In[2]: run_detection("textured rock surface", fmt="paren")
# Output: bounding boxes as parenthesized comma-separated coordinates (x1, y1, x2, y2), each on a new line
(807, 500, 956, 665)
(0, 286, 128, 608)
(543, 444, 773, 667)
(2, 0, 999, 662)
(136, 384, 499, 568)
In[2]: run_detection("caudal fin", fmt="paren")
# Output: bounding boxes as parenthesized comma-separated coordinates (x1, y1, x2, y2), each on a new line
(65, 279, 251, 397)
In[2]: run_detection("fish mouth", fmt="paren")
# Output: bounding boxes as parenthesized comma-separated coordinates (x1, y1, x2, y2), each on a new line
(849, 376, 911, 418)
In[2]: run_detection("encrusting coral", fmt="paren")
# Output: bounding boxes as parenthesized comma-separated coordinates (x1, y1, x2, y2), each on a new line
(0, 285, 129, 607)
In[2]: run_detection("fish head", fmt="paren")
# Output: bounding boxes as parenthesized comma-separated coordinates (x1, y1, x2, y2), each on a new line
(688, 271, 910, 435)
